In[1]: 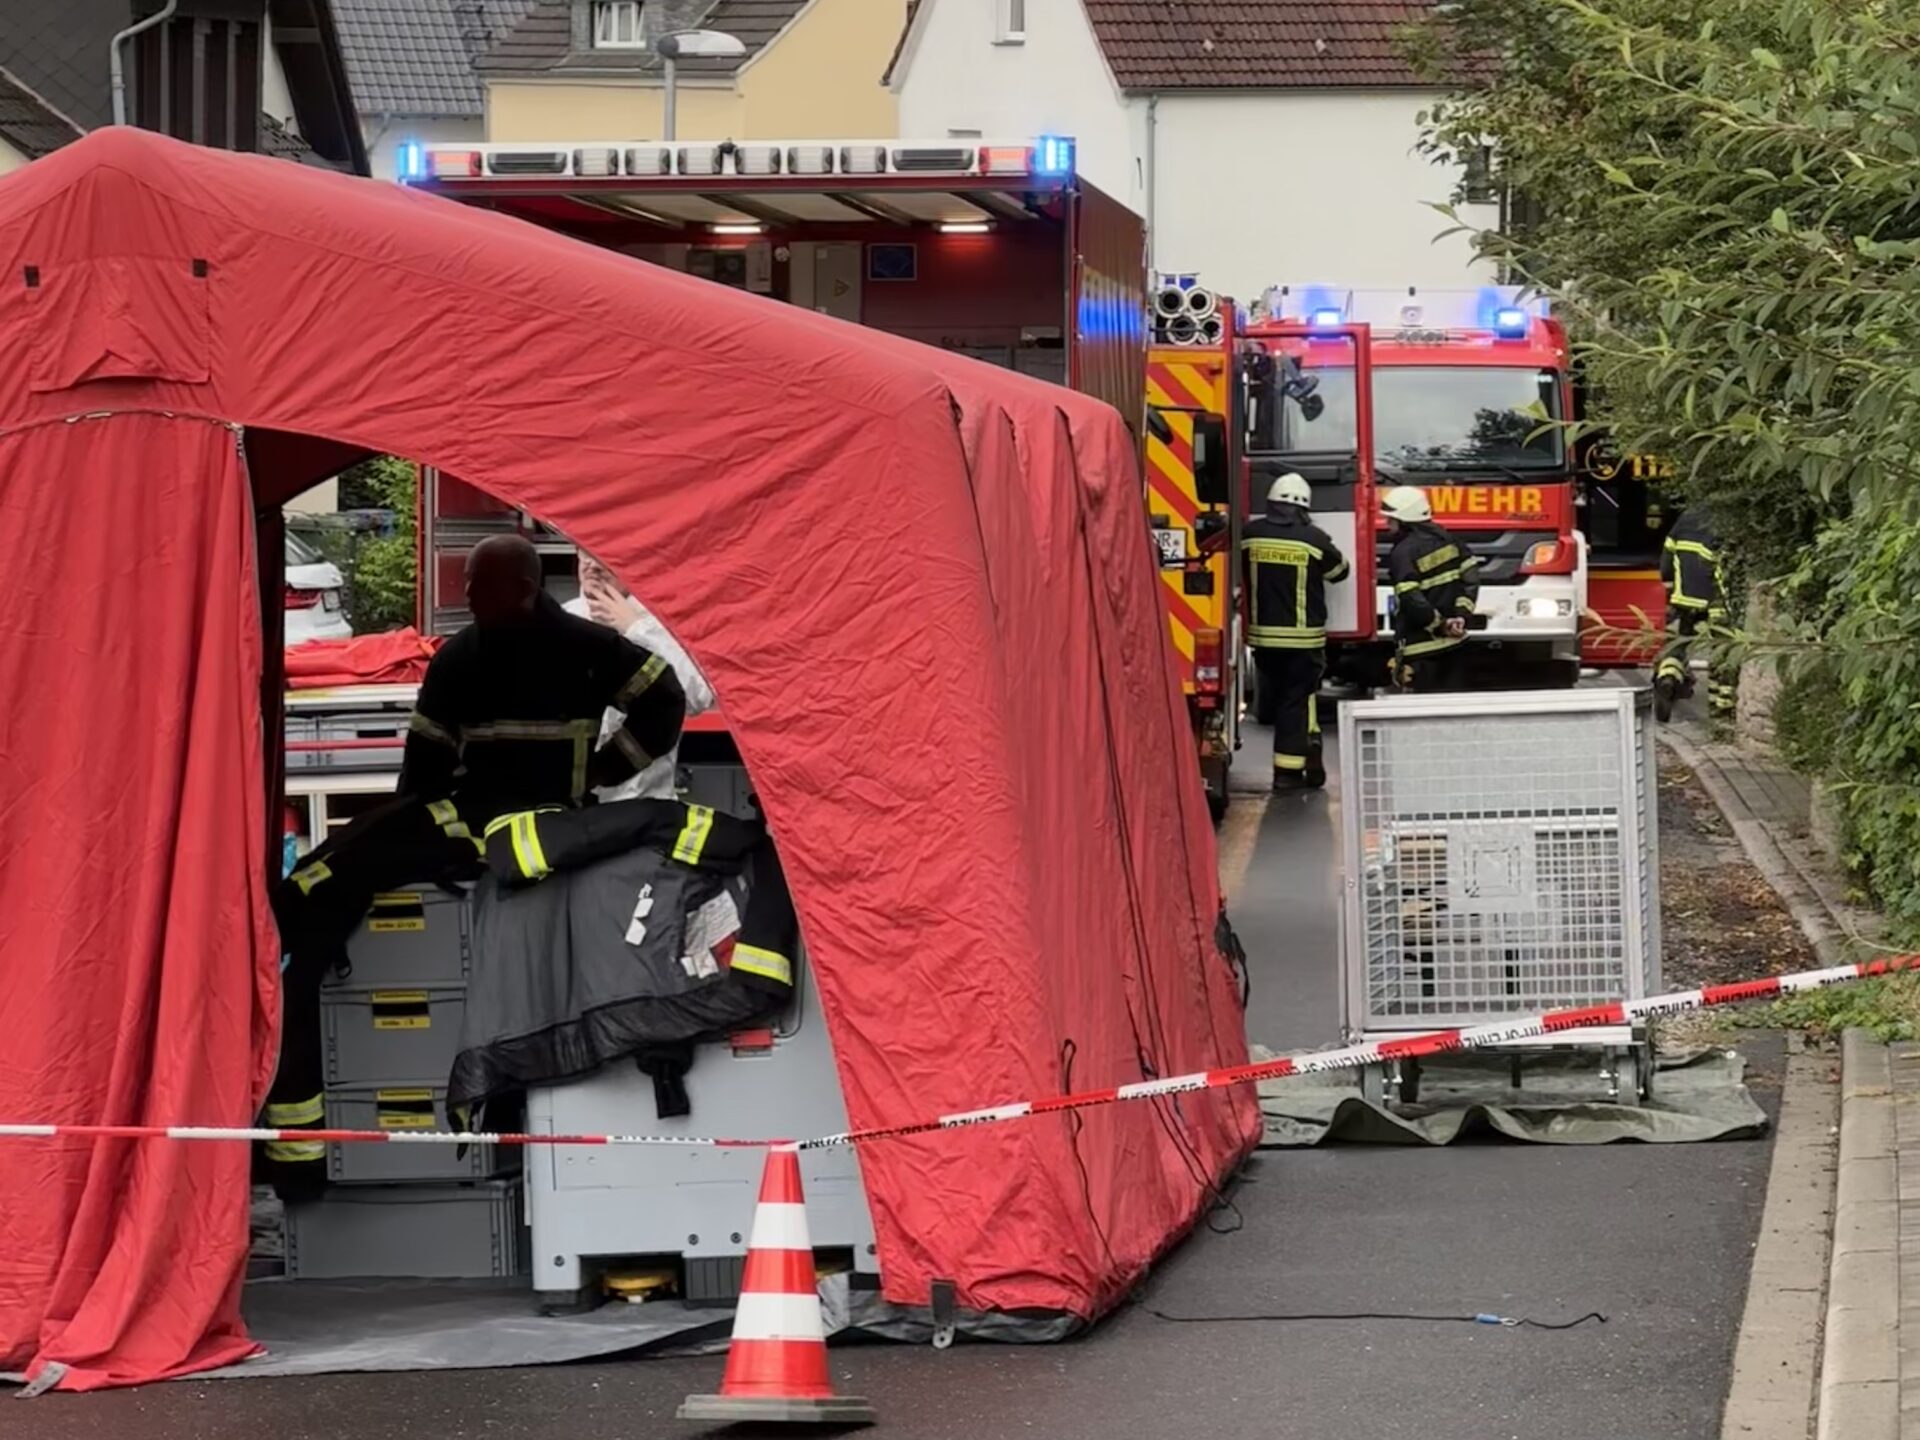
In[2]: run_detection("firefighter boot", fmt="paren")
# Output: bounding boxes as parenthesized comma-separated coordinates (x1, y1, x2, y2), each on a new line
(1653, 673, 1677, 723)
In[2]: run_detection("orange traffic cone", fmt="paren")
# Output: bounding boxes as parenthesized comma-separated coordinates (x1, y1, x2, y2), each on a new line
(678, 1144, 875, 1426)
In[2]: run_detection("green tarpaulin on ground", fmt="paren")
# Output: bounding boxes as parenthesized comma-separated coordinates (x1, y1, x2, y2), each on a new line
(1255, 1047, 1765, 1146)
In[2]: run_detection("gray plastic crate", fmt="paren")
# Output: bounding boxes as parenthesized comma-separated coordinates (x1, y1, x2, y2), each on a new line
(325, 1084, 514, 1184)
(322, 887, 468, 991)
(284, 1179, 526, 1280)
(679, 763, 755, 819)
(323, 986, 466, 1086)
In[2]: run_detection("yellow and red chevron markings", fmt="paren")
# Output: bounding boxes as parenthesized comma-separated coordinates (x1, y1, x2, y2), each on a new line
(1146, 350, 1229, 689)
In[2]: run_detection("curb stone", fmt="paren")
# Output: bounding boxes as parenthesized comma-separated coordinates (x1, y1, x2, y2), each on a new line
(1816, 1030, 1899, 1440)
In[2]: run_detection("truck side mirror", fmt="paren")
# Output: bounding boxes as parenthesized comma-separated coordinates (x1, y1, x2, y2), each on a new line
(1192, 414, 1231, 507)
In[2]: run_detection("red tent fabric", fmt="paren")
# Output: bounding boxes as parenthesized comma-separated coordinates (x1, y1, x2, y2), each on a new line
(284, 628, 442, 689)
(0, 129, 1259, 1389)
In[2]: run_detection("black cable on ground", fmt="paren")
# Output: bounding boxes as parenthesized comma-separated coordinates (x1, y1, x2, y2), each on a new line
(1147, 1308, 1608, 1330)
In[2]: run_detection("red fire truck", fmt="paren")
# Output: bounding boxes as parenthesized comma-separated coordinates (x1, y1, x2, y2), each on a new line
(1145, 297, 1242, 817)
(404, 135, 1142, 620)
(397, 137, 1271, 806)
(1245, 287, 1586, 688)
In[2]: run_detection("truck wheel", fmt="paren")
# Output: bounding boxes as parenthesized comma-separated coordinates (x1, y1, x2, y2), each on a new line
(1204, 756, 1230, 825)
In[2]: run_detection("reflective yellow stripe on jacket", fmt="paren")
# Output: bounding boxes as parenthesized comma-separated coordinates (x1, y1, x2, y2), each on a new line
(731, 944, 793, 986)
(672, 805, 715, 866)
(1243, 536, 1321, 651)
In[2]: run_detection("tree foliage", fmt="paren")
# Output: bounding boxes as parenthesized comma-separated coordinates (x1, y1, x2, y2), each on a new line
(1409, 0, 1920, 933)
(333, 454, 416, 634)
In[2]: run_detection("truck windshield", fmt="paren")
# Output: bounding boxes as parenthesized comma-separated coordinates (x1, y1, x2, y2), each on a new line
(1259, 364, 1565, 471)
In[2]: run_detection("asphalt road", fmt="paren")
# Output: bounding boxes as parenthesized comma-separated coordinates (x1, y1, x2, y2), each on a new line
(15, 715, 1780, 1440)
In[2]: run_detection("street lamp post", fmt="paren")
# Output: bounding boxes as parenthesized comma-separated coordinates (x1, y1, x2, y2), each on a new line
(656, 29, 747, 142)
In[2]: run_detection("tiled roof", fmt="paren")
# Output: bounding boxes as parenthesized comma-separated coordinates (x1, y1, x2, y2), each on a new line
(0, 0, 126, 132)
(1083, 1, 1441, 91)
(334, 0, 536, 118)
(0, 64, 83, 160)
(480, 0, 807, 78)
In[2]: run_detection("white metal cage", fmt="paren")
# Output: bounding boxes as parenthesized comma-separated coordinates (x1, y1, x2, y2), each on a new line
(1338, 688, 1660, 1036)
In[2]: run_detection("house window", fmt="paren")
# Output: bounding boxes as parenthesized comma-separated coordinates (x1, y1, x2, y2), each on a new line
(1462, 145, 1497, 205)
(995, 0, 1026, 44)
(593, 0, 644, 48)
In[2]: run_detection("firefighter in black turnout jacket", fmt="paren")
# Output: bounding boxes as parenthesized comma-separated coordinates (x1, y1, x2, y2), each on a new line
(1241, 472, 1349, 788)
(1655, 506, 1733, 723)
(267, 534, 686, 1198)
(1384, 484, 1480, 692)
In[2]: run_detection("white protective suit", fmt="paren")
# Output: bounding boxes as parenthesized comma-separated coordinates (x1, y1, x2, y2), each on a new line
(563, 595, 715, 800)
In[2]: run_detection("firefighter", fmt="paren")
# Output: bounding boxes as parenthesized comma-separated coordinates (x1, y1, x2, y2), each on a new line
(1654, 506, 1733, 723)
(1383, 485, 1479, 692)
(1242, 472, 1349, 789)
(265, 534, 686, 1198)
(565, 551, 715, 800)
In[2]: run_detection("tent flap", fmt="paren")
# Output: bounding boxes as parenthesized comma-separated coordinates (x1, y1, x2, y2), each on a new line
(0, 129, 1257, 1388)
(0, 412, 276, 1388)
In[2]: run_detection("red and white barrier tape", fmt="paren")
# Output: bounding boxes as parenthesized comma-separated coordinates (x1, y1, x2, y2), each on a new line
(1, 954, 1910, 1153)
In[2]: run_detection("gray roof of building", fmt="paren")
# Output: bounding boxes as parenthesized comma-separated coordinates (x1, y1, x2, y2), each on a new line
(0, 64, 84, 159)
(334, 0, 537, 118)
(0, 0, 128, 132)
(479, 0, 807, 79)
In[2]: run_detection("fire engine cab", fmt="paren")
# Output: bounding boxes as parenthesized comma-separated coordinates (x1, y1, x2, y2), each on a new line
(1248, 287, 1586, 688)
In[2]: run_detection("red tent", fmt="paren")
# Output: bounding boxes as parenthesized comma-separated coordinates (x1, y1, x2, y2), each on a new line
(0, 129, 1258, 1390)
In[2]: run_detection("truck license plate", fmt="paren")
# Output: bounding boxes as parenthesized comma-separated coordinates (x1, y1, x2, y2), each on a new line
(1153, 527, 1188, 566)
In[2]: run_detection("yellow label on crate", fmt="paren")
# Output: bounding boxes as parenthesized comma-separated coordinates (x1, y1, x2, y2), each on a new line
(378, 1111, 437, 1129)
(370, 991, 431, 1030)
(368, 894, 428, 932)
(376, 1088, 434, 1102)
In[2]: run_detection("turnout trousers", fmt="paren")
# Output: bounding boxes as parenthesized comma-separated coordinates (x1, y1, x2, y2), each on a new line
(1255, 646, 1326, 789)
(1655, 610, 1736, 720)
(1398, 642, 1468, 695)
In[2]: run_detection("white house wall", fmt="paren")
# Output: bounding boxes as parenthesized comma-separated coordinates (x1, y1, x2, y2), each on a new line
(894, 0, 1146, 211)
(1147, 90, 1497, 301)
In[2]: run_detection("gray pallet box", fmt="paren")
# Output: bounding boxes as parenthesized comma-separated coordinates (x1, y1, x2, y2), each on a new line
(284, 1179, 527, 1280)
(325, 1084, 514, 1185)
(525, 946, 878, 1303)
(323, 986, 466, 1087)
(322, 886, 469, 991)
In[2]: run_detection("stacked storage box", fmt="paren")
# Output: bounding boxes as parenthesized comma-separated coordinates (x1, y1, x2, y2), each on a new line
(284, 885, 529, 1280)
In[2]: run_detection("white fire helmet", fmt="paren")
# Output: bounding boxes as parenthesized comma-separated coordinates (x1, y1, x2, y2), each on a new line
(1381, 485, 1433, 524)
(1267, 472, 1312, 509)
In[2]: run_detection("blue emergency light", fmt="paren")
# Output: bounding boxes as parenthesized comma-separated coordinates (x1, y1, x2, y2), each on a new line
(1309, 306, 1344, 330)
(395, 140, 426, 183)
(1492, 306, 1529, 338)
(1036, 135, 1076, 176)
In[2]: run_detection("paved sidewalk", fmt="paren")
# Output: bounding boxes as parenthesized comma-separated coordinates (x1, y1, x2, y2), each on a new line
(1658, 718, 1910, 1437)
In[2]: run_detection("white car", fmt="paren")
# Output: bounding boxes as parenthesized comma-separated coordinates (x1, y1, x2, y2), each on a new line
(284, 532, 353, 645)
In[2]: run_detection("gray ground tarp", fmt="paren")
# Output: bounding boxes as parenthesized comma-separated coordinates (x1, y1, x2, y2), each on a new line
(203, 1274, 855, 1379)
(1255, 1046, 1766, 1146)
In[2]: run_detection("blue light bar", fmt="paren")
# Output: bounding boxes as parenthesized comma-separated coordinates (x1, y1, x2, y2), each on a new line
(1036, 135, 1076, 177)
(395, 140, 425, 183)
(1492, 306, 1529, 338)
(1309, 307, 1344, 330)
